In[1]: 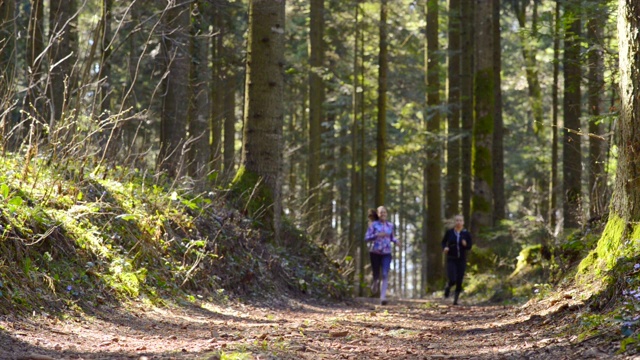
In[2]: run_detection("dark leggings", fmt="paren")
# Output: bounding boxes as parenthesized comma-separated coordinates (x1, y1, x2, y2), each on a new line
(370, 253, 392, 281)
(446, 258, 467, 293)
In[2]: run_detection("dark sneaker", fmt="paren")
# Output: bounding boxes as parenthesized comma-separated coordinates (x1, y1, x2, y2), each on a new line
(444, 286, 450, 299)
(381, 300, 388, 306)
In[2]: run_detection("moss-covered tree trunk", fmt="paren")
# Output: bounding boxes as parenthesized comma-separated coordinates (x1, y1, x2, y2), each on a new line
(577, 0, 640, 283)
(237, 0, 285, 241)
(375, 0, 388, 208)
(189, 1, 212, 181)
(471, 0, 494, 237)
(550, 1, 560, 229)
(158, 1, 190, 178)
(308, 0, 325, 238)
(587, 4, 607, 219)
(492, 0, 504, 224)
(445, 0, 461, 219)
(48, 0, 77, 125)
(562, 0, 582, 230)
(460, 0, 474, 224)
(425, 0, 443, 291)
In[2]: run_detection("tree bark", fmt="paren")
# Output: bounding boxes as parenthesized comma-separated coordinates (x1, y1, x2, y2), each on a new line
(348, 0, 360, 294)
(0, 0, 16, 149)
(223, 71, 236, 179)
(460, 0, 474, 224)
(375, 0, 388, 208)
(445, 0, 461, 219)
(513, 0, 543, 133)
(24, 0, 45, 128)
(100, 0, 112, 117)
(358, 0, 367, 297)
(237, 0, 286, 241)
(425, 0, 443, 291)
(587, 4, 607, 219)
(49, 0, 78, 125)
(471, 0, 494, 237)
(576, 0, 640, 281)
(158, 1, 191, 178)
(562, 0, 582, 230)
(189, 1, 212, 181)
(308, 0, 325, 238)
(612, 0, 640, 220)
(550, 1, 560, 229)
(210, 6, 223, 176)
(492, 0, 504, 224)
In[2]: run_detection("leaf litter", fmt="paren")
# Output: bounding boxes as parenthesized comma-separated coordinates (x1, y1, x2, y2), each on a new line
(0, 296, 632, 359)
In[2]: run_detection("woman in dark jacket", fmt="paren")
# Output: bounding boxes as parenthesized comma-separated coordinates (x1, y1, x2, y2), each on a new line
(442, 214, 473, 305)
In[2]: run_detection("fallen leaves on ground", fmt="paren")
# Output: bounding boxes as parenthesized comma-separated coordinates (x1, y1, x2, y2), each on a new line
(0, 296, 633, 359)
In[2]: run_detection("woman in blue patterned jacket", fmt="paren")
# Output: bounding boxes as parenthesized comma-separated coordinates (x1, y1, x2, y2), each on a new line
(365, 206, 400, 305)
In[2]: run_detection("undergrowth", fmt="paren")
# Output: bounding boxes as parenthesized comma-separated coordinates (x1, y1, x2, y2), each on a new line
(0, 154, 348, 315)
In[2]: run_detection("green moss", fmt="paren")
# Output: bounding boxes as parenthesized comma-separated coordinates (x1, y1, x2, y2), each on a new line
(576, 214, 640, 288)
(512, 244, 542, 278)
(230, 165, 273, 224)
(472, 195, 492, 213)
(474, 69, 495, 110)
(473, 146, 494, 186)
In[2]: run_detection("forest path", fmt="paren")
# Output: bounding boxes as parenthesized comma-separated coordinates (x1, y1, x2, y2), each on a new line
(0, 294, 630, 360)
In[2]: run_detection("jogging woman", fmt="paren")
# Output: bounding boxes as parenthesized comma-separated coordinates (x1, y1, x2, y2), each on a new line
(365, 206, 399, 305)
(442, 214, 473, 305)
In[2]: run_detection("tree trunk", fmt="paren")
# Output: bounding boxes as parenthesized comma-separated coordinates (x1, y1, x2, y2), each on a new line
(550, 1, 560, 229)
(158, 1, 191, 178)
(0, 0, 16, 149)
(562, 0, 582, 230)
(348, 0, 360, 294)
(375, 0, 388, 207)
(576, 0, 640, 281)
(512, 0, 549, 220)
(308, 0, 325, 238)
(445, 0, 461, 219)
(49, 0, 77, 126)
(358, 0, 367, 297)
(587, 5, 607, 219)
(97, 0, 115, 158)
(223, 70, 236, 179)
(237, 0, 285, 241)
(24, 0, 45, 131)
(210, 6, 223, 176)
(398, 170, 404, 296)
(189, 1, 212, 181)
(460, 0, 474, 224)
(492, 0, 504, 224)
(425, 0, 443, 291)
(513, 0, 543, 133)
(100, 0, 112, 117)
(471, 0, 494, 237)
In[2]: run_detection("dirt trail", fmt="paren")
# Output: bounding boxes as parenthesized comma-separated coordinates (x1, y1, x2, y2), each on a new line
(0, 295, 632, 360)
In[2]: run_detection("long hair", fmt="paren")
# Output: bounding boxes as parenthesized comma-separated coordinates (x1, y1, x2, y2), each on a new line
(367, 208, 379, 223)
